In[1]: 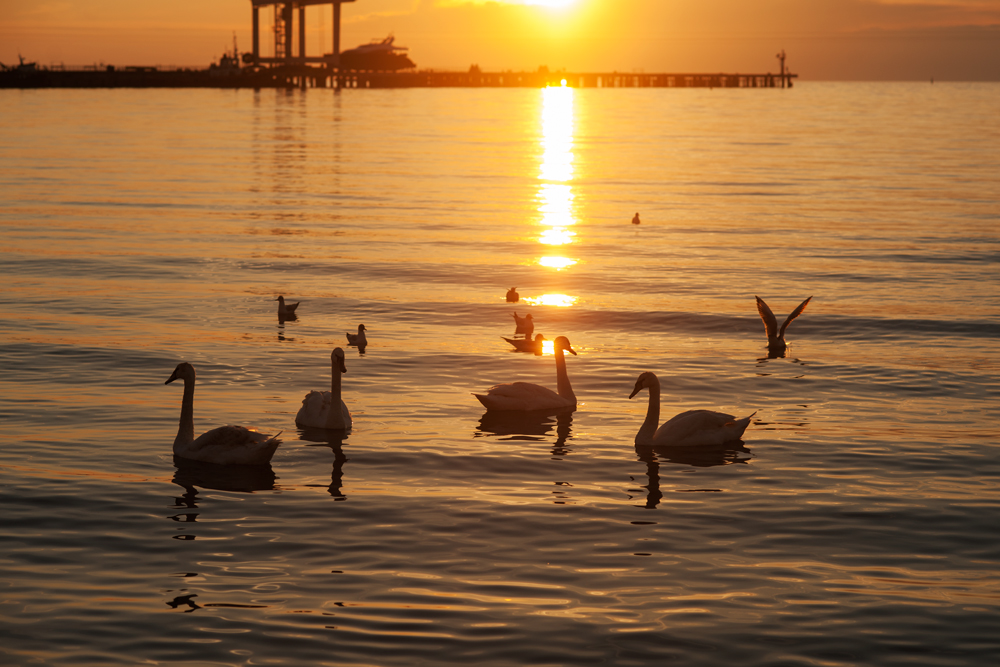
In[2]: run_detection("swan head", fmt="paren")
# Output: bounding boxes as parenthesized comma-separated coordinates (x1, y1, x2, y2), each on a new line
(554, 336, 576, 356)
(534, 334, 546, 342)
(165, 362, 195, 385)
(332, 347, 347, 373)
(628, 371, 658, 399)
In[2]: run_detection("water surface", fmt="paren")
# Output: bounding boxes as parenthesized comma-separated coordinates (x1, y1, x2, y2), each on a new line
(1, 82, 999, 665)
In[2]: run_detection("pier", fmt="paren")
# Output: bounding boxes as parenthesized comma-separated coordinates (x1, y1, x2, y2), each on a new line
(1, 1, 797, 89)
(0, 67, 797, 90)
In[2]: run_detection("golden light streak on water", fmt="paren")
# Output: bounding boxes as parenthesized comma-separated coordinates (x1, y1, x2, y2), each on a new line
(538, 256, 577, 269)
(535, 85, 579, 298)
(523, 294, 577, 307)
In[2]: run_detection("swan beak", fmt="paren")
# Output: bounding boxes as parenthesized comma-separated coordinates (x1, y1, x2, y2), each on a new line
(567, 346, 577, 356)
(165, 370, 179, 385)
(339, 359, 347, 374)
(628, 384, 642, 399)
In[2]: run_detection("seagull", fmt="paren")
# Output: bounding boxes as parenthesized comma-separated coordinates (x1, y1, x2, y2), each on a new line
(632, 212, 641, 225)
(275, 295, 300, 319)
(506, 287, 519, 303)
(346, 323, 367, 347)
(755, 295, 813, 357)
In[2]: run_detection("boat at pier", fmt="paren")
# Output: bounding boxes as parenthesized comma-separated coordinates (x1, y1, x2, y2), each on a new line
(338, 35, 416, 71)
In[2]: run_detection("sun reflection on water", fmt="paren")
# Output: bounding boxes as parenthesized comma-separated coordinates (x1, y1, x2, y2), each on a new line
(535, 84, 579, 302)
(523, 294, 578, 307)
(538, 257, 577, 270)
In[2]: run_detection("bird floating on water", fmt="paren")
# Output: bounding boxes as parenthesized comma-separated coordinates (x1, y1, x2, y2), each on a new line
(275, 295, 300, 319)
(165, 362, 281, 465)
(503, 333, 545, 355)
(296, 348, 352, 430)
(629, 371, 754, 447)
(346, 323, 367, 347)
(755, 295, 812, 357)
(512, 312, 534, 336)
(474, 336, 577, 412)
(506, 287, 519, 303)
(632, 212, 641, 225)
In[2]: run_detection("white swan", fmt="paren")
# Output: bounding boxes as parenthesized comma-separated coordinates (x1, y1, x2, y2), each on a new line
(503, 333, 545, 355)
(475, 335, 577, 411)
(296, 348, 352, 430)
(512, 312, 534, 335)
(755, 295, 812, 356)
(346, 324, 367, 347)
(165, 362, 281, 465)
(629, 371, 753, 447)
(276, 295, 300, 319)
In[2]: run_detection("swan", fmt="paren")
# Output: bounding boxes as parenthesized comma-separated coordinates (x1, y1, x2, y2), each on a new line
(276, 295, 300, 319)
(512, 312, 534, 335)
(346, 324, 367, 347)
(296, 347, 352, 430)
(629, 371, 754, 447)
(632, 212, 641, 225)
(506, 287, 519, 303)
(474, 335, 577, 411)
(503, 333, 545, 355)
(165, 362, 281, 465)
(755, 295, 812, 356)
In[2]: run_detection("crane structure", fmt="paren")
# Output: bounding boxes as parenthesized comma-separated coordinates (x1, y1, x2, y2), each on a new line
(249, 1, 356, 68)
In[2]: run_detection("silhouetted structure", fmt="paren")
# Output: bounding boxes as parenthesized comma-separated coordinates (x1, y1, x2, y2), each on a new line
(249, 1, 355, 68)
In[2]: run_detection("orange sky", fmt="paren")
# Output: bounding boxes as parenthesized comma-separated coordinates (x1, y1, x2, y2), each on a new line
(2, 0, 998, 79)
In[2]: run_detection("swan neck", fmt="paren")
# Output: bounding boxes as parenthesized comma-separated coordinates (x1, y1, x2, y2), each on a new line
(175, 376, 195, 448)
(554, 347, 575, 401)
(636, 379, 661, 445)
(325, 357, 346, 429)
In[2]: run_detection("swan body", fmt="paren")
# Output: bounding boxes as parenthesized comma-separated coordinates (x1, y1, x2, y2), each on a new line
(756, 295, 812, 356)
(475, 336, 577, 411)
(503, 333, 545, 355)
(506, 287, 519, 303)
(632, 212, 641, 225)
(275, 295, 300, 318)
(629, 371, 753, 447)
(346, 324, 367, 347)
(165, 362, 281, 465)
(296, 347, 352, 430)
(512, 312, 534, 335)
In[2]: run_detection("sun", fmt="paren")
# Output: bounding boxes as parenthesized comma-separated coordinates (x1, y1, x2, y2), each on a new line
(525, 0, 577, 7)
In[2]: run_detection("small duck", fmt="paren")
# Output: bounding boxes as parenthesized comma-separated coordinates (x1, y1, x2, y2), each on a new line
(275, 295, 300, 319)
(512, 312, 534, 336)
(632, 212, 641, 225)
(755, 296, 812, 357)
(629, 371, 754, 447)
(503, 333, 545, 355)
(506, 287, 519, 303)
(346, 323, 367, 347)
(165, 362, 281, 465)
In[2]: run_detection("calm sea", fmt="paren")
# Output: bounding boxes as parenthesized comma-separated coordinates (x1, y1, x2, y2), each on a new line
(1, 82, 999, 666)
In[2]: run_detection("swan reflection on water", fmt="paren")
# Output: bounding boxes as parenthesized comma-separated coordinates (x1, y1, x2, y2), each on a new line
(298, 427, 350, 500)
(170, 457, 277, 512)
(475, 410, 574, 458)
(630, 443, 753, 509)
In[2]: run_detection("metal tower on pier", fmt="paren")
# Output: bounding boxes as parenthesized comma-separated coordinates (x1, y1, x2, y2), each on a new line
(249, 1, 356, 68)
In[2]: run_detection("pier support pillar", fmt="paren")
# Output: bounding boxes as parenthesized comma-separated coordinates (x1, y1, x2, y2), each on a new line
(252, 6, 259, 63)
(333, 1, 343, 68)
(299, 5, 306, 60)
